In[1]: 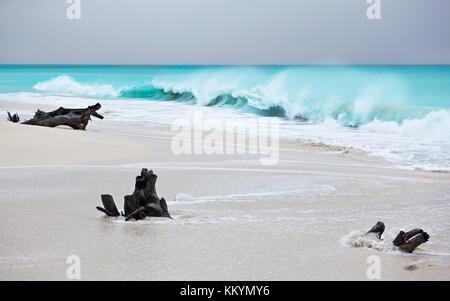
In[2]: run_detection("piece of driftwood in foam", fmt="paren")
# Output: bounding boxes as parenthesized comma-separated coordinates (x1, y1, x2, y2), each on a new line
(366, 221, 429, 253)
(366, 221, 385, 239)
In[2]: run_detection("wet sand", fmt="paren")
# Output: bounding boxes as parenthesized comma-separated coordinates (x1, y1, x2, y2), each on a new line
(0, 102, 449, 280)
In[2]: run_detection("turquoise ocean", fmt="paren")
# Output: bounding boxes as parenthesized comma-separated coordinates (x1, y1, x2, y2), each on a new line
(1, 65, 449, 170)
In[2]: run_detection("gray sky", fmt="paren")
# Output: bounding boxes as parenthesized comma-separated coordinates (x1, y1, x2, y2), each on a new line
(1, 0, 449, 64)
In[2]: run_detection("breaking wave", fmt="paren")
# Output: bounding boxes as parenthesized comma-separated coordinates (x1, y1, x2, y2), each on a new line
(33, 75, 450, 130)
(29, 66, 450, 171)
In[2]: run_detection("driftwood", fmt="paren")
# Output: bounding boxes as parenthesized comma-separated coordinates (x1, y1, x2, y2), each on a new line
(393, 229, 430, 253)
(96, 168, 171, 221)
(366, 221, 429, 253)
(7, 112, 20, 123)
(11, 103, 103, 130)
(96, 194, 120, 217)
(366, 221, 385, 239)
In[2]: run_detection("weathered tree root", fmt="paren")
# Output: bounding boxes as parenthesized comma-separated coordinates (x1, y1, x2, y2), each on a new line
(367, 222, 430, 253)
(11, 103, 103, 130)
(96, 168, 171, 221)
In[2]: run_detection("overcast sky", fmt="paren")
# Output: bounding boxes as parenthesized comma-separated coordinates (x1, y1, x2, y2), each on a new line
(0, 0, 449, 64)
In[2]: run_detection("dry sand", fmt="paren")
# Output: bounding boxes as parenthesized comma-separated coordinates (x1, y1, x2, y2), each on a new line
(0, 122, 148, 166)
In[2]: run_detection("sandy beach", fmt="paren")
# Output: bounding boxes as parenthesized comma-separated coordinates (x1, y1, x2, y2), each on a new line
(1, 100, 449, 281)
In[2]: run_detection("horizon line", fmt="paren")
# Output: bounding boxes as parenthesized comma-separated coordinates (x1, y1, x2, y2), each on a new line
(1, 64, 450, 67)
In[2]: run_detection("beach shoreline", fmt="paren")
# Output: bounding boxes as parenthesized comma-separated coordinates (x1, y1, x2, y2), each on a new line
(1, 101, 450, 280)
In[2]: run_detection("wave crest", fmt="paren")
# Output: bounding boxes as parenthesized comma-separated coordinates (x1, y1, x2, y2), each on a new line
(33, 75, 118, 97)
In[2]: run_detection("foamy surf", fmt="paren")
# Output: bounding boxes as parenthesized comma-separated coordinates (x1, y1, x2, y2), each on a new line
(340, 230, 392, 251)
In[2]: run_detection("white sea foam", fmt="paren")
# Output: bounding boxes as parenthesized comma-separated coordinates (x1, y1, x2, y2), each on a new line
(174, 193, 194, 202)
(340, 230, 391, 251)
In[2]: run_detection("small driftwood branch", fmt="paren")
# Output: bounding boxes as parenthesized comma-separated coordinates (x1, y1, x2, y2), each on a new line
(96, 168, 171, 221)
(96, 194, 120, 217)
(15, 103, 103, 130)
(7, 112, 20, 123)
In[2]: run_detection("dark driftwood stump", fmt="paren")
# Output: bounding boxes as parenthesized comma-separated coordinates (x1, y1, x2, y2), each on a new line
(366, 221, 429, 253)
(96, 168, 171, 221)
(12, 103, 103, 130)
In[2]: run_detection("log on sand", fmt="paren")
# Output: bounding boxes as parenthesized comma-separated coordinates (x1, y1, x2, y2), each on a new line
(9, 103, 103, 130)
